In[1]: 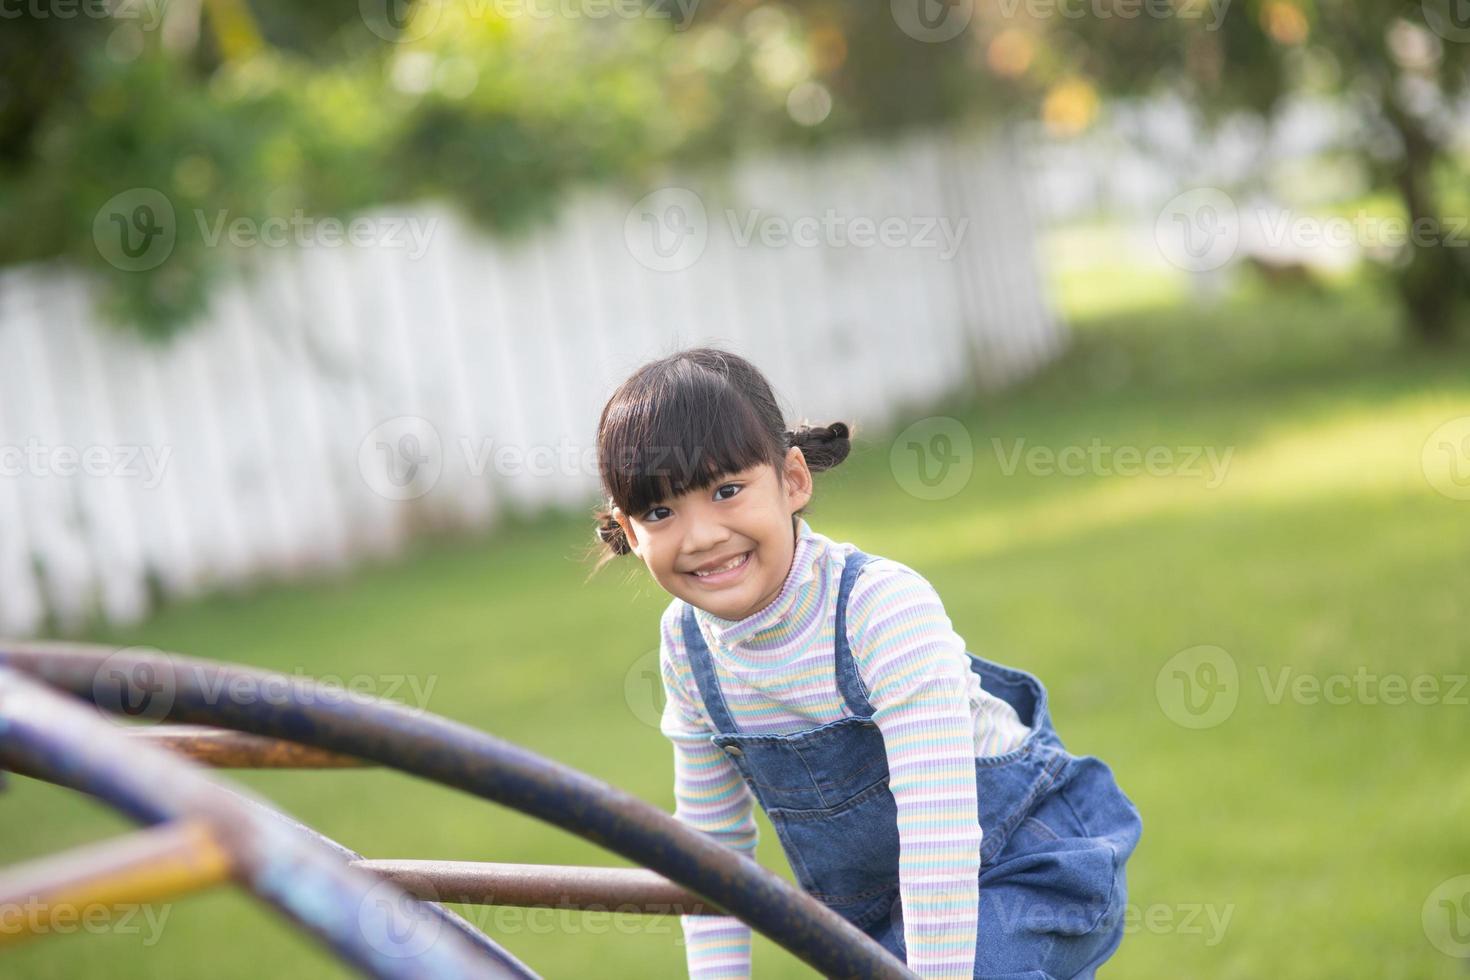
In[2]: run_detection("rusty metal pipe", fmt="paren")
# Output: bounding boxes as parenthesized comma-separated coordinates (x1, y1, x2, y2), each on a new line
(127, 724, 370, 768)
(0, 667, 537, 979)
(0, 820, 232, 949)
(352, 859, 723, 915)
(0, 642, 918, 980)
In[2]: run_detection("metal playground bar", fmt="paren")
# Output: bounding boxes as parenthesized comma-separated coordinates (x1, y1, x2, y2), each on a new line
(0, 642, 917, 979)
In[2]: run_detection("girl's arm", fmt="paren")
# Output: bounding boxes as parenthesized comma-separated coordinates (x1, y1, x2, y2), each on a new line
(659, 605, 759, 980)
(847, 562, 983, 980)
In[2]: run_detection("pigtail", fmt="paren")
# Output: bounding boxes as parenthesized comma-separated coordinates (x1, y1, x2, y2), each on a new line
(580, 501, 633, 582)
(593, 502, 633, 557)
(786, 421, 852, 473)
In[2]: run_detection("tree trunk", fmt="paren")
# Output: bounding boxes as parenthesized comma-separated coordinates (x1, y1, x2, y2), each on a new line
(1381, 96, 1465, 344)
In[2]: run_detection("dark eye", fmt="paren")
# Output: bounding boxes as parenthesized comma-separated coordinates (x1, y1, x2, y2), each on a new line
(641, 505, 671, 523)
(715, 483, 743, 500)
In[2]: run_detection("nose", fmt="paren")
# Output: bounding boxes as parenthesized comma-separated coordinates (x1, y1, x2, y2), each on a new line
(680, 515, 732, 559)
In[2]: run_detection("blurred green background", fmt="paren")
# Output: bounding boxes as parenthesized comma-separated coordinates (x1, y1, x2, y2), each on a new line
(5, 0, 1470, 977)
(3, 251, 1468, 977)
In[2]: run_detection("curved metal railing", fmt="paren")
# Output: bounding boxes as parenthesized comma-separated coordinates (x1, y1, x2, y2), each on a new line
(0, 641, 916, 979)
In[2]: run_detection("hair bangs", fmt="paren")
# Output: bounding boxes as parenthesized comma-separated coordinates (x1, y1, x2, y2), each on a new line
(599, 367, 778, 519)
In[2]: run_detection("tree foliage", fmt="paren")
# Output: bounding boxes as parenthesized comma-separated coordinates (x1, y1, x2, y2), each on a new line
(4, 0, 1468, 340)
(1, 1, 865, 337)
(946, 0, 1470, 340)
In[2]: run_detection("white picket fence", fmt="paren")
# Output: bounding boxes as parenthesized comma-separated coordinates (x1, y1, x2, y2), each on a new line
(0, 124, 1066, 636)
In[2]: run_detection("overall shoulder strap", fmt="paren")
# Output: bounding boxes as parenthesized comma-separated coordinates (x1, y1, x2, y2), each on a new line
(679, 602, 740, 734)
(833, 548, 878, 717)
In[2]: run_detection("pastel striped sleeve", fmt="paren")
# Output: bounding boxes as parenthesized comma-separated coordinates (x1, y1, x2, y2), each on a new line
(846, 562, 981, 980)
(658, 603, 758, 980)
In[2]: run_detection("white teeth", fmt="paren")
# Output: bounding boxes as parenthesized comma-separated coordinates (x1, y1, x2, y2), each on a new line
(694, 552, 748, 577)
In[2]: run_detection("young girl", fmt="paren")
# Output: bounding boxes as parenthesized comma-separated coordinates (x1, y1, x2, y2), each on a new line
(590, 347, 1142, 979)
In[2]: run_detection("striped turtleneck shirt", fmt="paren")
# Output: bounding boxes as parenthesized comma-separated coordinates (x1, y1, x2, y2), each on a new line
(657, 517, 1031, 979)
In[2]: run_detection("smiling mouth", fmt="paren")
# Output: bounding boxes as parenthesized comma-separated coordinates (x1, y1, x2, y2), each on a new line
(687, 550, 752, 584)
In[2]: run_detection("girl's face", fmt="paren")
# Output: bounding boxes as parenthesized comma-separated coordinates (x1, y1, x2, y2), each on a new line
(613, 447, 814, 621)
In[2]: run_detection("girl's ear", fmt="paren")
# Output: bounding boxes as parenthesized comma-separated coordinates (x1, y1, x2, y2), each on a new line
(612, 506, 641, 556)
(782, 446, 814, 512)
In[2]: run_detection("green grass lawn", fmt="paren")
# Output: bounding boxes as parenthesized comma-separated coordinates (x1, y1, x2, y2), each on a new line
(3, 258, 1469, 979)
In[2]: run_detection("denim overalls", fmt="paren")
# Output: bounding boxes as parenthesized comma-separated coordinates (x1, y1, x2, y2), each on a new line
(679, 547, 1143, 979)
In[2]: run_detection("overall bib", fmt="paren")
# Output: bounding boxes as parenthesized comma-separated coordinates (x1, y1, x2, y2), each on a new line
(679, 548, 1143, 979)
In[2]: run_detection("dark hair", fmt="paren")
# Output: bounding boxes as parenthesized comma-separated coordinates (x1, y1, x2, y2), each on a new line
(587, 346, 852, 575)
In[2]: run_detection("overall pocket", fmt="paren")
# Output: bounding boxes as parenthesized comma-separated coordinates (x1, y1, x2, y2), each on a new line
(767, 778, 902, 927)
(985, 756, 1132, 939)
